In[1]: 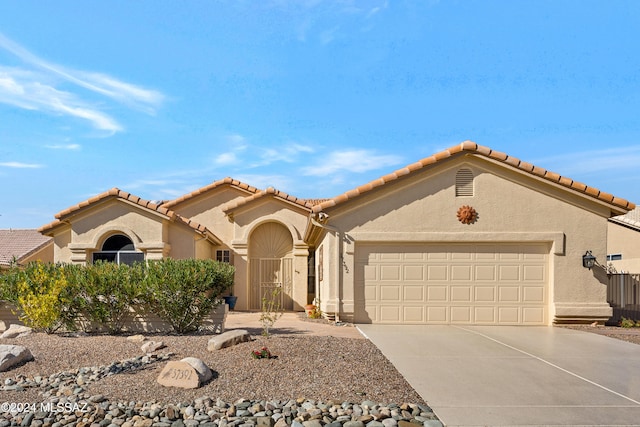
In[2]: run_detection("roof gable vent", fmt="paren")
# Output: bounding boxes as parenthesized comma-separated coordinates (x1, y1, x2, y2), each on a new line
(455, 168, 474, 197)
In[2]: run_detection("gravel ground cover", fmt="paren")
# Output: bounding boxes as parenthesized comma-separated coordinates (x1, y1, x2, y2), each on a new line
(558, 324, 640, 345)
(0, 333, 425, 405)
(0, 329, 438, 426)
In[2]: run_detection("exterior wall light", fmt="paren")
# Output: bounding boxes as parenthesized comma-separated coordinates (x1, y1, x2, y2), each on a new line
(582, 251, 597, 270)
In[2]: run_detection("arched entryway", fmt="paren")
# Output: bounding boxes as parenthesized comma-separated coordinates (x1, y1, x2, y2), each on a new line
(248, 222, 294, 310)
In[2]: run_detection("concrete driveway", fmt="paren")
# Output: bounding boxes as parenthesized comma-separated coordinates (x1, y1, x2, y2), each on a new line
(357, 325, 640, 427)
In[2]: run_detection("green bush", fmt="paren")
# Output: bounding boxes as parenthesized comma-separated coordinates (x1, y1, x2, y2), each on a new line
(141, 258, 234, 333)
(0, 265, 23, 303)
(620, 317, 637, 328)
(64, 262, 143, 333)
(14, 262, 71, 333)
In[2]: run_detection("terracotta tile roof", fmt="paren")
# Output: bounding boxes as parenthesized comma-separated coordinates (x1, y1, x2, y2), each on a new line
(162, 177, 260, 209)
(303, 198, 331, 206)
(311, 141, 636, 214)
(38, 188, 221, 244)
(223, 187, 314, 213)
(0, 229, 52, 267)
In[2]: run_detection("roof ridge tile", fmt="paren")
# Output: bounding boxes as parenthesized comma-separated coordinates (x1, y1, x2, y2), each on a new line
(311, 141, 635, 213)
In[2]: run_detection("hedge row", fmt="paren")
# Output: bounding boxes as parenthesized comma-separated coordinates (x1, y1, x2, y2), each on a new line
(0, 259, 234, 334)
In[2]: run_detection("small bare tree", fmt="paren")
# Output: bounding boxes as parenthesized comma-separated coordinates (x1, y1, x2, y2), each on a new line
(259, 286, 284, 337)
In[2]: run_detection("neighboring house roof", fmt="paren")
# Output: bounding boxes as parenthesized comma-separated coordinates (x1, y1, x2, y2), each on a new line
(311, 141, 635, 215)
(0, 229, 52, 268)
(609, 207, 640, 231)
(38, 188, 222, 245)
(162, 177, 260, 209)
(222, 187, 314, 213)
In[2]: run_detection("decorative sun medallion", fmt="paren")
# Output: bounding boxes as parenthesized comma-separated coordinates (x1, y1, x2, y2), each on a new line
(457, 205, 477, 224)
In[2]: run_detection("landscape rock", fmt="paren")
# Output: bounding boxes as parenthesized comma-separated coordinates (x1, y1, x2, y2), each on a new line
(156, 361, 200, 389)
(0, 344, 34, 371)
(140, 340, 165, 353)
(180, 357, 212, 383)
(0, 324, 32, 339)
(207, 329, 251, 351)
(126, 335, 146, 343)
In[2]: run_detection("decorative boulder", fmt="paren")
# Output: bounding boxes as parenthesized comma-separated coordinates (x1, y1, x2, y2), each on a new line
(141, 340, 166, 353)
(126, 334, 146, 343)
(0, 324, 32, 339)
(181, 357, 213, 383)
(207, 329, 251, 351)
(0, 345, 33, 372)
(157, 361, 201, 389)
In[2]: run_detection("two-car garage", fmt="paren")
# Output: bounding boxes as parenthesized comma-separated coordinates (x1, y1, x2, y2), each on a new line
(354, 243, 550, 325)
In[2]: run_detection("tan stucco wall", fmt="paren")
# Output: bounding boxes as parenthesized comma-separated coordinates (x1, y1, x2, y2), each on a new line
(21, 242, 54, 265)
(607, 221, 640, 273)
(50, 200, 200, 264)
(315, 155, 614, 324)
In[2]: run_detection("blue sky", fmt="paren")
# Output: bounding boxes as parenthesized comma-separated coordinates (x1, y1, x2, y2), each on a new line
(1, 1, 639, 229)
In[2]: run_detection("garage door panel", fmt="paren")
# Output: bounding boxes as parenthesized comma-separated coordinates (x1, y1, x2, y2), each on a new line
(451, 265, 472, 281)
(404, 286, 424, 301)
(523, 286, 544, 303)
(523, 307, 545, 323)
(523, 265, 545, 281)
(428, 286, 448, 301)
(451, 286, 472, 302)
(475, 307, 496, 323)
(427, 306, 448, 322)
(379, 305, 401, 322)
(356, 243, 549, 325)
(380, 265, 401, 280)
(499, 265, 520, 281)
(498, 307, 520, 323)
(476, 265, 496, 281)
(403, 306, 425, 322)
(451, 306, 472, 322)
(499, 286, 520, 302)
(475, 286, 496, 302)
(428, 265, 448, 280)
(380, 285, 401, 301)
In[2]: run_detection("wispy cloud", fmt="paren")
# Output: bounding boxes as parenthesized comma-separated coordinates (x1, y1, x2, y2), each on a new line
(304, 149, 402, 176)
(0, 32, 164, 134)
(0, 161, 43, 168)
(45, 143, 81, 150)
(532, 146, 640, 177)
(258, 143, 314, 165)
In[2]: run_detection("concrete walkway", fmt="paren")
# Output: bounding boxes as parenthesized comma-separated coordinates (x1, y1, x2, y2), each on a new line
(224, 311, 364, 339)
(357, 325, 640, 427)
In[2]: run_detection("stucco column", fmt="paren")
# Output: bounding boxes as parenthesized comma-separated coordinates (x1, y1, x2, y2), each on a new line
(340, 234, 355, 322)
(231, 242, 249, 311)
(293, 243, 309, 311)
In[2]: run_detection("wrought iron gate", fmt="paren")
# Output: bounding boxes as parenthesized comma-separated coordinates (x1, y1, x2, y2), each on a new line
(249, 257, 293, 310)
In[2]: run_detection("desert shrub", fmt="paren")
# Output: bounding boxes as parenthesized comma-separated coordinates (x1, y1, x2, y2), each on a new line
(0, 265, 23, 303)
(620, 317, 637, 328)
(141, 258, 234, 333)
(15, 262, 71, 333)
(64, 262, 143, 333)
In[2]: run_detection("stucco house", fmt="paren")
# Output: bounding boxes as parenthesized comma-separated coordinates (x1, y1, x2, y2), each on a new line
(607, 207, 640, 273)
(0, 229, 53, 271)
(39, 141, 635, 325)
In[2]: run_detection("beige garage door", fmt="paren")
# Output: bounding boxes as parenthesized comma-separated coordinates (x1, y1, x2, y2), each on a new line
(355, 243, 549, 325)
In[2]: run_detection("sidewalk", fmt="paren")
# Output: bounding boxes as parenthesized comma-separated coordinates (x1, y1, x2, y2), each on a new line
(224, 311, 365, 339)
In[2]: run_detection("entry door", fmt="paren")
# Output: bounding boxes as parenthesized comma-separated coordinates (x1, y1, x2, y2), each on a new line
(250, 257, 293, 310)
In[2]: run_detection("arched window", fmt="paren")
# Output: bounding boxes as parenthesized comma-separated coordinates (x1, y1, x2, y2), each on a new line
(93, 234, 144, 265)
(455, 168, 474, 197)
